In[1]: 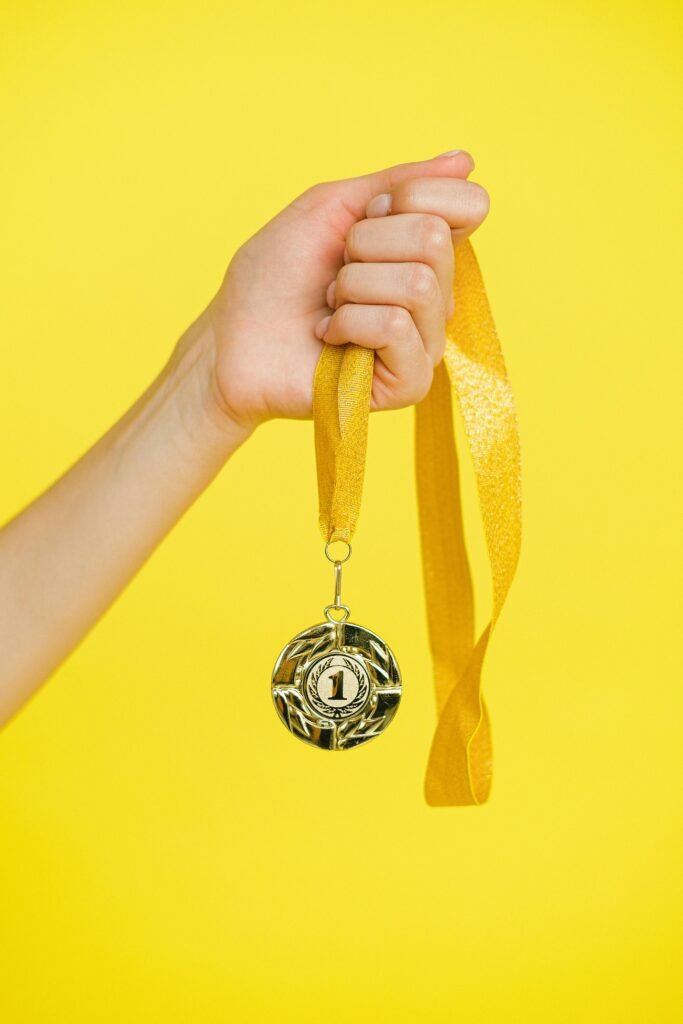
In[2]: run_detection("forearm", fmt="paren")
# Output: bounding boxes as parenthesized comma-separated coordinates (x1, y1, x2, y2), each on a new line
(0, 319, 252, 726)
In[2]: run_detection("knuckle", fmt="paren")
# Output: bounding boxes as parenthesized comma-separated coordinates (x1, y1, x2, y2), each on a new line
(419, 215, 452, 258)
(406, 263, 439, 305)
(469, 181, 491, 219)
(384, 305, 413, 338)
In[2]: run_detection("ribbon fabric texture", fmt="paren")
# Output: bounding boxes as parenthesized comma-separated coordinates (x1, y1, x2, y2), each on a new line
(312, 237, 522, 806)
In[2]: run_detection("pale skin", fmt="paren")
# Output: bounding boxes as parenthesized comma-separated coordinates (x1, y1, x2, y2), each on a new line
(0, 149, 489, 728)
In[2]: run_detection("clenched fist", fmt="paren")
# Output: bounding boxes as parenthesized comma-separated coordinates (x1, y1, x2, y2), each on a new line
(174, 150, 490, 439)
(0, 148, 491, 722)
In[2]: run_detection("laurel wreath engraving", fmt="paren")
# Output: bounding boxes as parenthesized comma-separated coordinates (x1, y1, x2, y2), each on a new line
(306, 655, 369, 719)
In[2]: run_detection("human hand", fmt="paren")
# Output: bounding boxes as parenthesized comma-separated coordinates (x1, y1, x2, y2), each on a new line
(0, 152, 491, 722)
(179, 150, 490, 438)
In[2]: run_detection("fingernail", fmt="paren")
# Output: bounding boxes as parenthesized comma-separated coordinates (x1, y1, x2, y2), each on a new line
(435, 149, 474, 165)
(366, 192, 392, 217)
(326, 280, 337, 307)
(315, 315, 331, 339)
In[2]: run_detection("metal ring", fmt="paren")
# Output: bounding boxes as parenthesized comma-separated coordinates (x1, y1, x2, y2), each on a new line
(324, 603, 350, 624)
(324, 540, 352, 564)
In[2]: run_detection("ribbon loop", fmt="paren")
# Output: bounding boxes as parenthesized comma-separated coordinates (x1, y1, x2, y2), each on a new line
(312, 238, 522, 806)
(313, 340, 375, 544)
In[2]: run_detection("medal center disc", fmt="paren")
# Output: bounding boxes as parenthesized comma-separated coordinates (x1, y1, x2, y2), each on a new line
(304, 653, 370, 720)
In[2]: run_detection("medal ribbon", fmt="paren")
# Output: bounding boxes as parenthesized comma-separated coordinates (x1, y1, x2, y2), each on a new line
(313, 238, 522, 806)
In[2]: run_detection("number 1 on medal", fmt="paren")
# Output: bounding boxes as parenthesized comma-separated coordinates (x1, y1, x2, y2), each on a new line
(329, 669, 345, 701)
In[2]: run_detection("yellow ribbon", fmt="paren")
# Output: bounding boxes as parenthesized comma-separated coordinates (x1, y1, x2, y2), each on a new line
(313, 237, 521, 806)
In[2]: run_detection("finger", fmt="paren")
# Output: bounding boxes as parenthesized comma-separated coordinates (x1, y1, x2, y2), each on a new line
(366, 176, 490, 240)
(344, 213, 455, 314)
(315, 303, 433, 410)
(328, 150, 475, 221)
(327, 262, 446, 366)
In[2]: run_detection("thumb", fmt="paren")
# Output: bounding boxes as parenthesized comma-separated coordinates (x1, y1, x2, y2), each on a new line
(334, 150, 475, 219)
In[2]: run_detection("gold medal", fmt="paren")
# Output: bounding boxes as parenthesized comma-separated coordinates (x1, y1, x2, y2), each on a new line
(271, 541, 401, 750)
(271, 239, 520, 802)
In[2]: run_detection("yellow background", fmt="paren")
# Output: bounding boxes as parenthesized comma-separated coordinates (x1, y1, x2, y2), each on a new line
(1, 1, 681, 1020)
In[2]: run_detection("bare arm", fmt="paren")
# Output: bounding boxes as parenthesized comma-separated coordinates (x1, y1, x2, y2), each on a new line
(0, 317, 251, 725)
(0, 149, 486, 728)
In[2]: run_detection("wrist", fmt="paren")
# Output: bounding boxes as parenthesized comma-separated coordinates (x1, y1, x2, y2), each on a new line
(162, 312, 256, 463)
